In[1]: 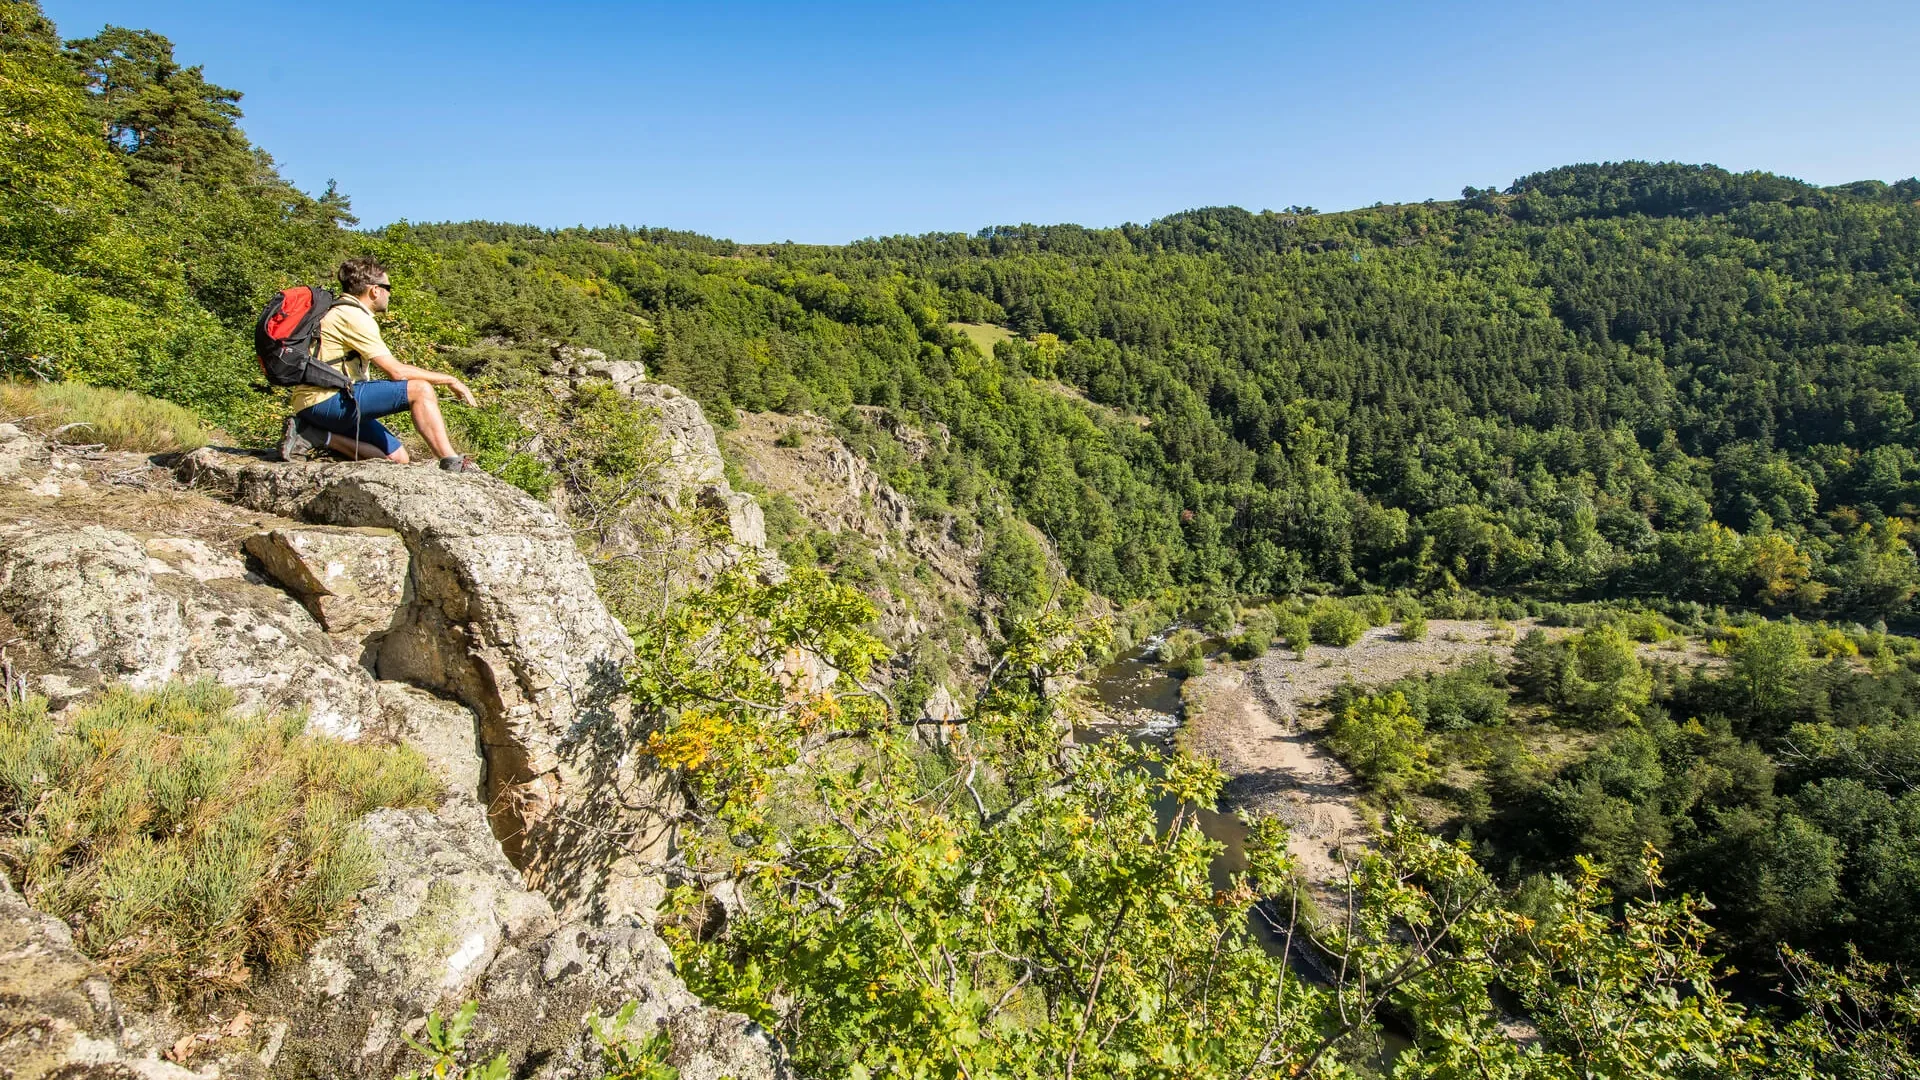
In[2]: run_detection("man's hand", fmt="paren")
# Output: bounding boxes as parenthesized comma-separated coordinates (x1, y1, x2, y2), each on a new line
(448, 378, 477, 407)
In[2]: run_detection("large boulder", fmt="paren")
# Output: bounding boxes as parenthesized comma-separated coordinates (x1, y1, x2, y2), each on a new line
(0, 521, 378, 736)
(265, 804, 782, 1080)
(178, 452, 666, 917)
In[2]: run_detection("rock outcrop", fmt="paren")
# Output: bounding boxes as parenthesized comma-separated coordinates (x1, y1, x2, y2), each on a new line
(616, 381, 767, 554)
(242, 526, 409, 640)
(0, 872, 230, 1080)
(0, 428, 783, 1079)
(549, 342, 647, 397)
(178, 451, 666, 916)
(267, 805, 778, 1080)
(0, 521, 378, 736)
(724, 410, 994, 686)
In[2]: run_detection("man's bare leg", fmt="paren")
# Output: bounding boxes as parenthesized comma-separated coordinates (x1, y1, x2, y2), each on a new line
(407, 380, 458, 460)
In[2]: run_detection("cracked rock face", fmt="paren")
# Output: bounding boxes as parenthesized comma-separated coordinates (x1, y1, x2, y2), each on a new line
(243, 526, 409, 640)
(266, 805, 782, 1080)
(375, 680, 487, 802)
(178, 451, 666, 917)
(0, 521, 378, 736)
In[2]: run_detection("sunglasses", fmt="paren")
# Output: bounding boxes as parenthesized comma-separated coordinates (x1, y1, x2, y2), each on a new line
(372, 282, 393, 292)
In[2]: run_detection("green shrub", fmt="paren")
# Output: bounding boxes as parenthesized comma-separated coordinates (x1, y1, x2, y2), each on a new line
(1326, 690, 1429, 789)
(1387, 655, 1509, 731)
(1567, 625, 1654, 728)
(1811, 627, 1859, 658)
(1400, 612, 1429, 642)
(1617, 610, 1678, 643)
(443, 401, 555, 498)
(0, 684, 439, 1001)
(1276, 610, 1313, 656)
(1159, 628, 1208, 677)
(1227, 628, 1273, 660)
(1356, 596, 1393, 628)
(0, 379, 211, 452)
(1309, 602, 1367, 647)
(1191, 595, 1236, 634)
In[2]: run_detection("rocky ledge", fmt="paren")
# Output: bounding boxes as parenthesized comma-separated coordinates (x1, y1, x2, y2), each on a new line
(0, 428, 781, 1080)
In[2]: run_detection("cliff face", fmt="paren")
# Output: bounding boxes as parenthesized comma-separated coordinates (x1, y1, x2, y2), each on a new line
(0, 424, 781, 1079)
(724, 410, 995, 701)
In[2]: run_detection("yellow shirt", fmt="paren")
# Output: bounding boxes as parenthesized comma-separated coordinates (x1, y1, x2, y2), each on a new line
(288, 295, 392, 413)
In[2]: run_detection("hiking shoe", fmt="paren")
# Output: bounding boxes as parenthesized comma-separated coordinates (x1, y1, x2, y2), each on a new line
(277, 417, 322, 462)
(438, 454, 480, 474)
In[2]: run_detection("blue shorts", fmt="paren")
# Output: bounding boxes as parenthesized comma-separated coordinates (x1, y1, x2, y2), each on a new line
(297, 380, 412, 457)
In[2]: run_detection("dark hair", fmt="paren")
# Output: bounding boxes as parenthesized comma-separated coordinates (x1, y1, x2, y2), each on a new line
(337, 256, 388, 295)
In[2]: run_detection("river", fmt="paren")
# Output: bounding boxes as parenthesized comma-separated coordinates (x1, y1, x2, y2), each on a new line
(1077, 635, 1414, 1069)
(1076, 638, 1274, 917)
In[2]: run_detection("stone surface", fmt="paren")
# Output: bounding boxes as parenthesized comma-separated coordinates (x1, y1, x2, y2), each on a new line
(0, 868, 115, 1078)
(243, 525, 409, 639)
(266, 805, 782, 1080)
(725, 490, 767, 551)
(144, 537, 247, 583)
(619, 382, 771, 554)
(0, 521, 378, 735)
(623, 382, 726, 494)
(178, 452, 664, 916)
(0, 871, 217, 1079)
(922, 684, 963, 724)
(376, 680, 485, 801)
(914, 684, 967, 748)
(582, 356, 648, 395)
(0, 421, 46, 479)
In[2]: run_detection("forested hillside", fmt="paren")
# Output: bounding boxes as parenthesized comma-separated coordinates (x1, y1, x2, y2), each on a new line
(410, 173, 1920, 618)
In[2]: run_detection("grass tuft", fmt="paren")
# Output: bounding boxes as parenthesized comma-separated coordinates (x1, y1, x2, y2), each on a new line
(0, 379, 213, 452)
(0, 683, 439, 1001)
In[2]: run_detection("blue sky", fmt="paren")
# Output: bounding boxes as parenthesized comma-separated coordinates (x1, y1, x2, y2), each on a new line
(44, 0, 1920, 243)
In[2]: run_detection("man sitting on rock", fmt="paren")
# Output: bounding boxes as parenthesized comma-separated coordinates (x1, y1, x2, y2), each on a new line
(279, 256, 479, 471)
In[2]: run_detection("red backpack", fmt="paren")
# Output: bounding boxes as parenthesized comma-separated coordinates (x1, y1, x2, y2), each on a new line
(254, 287, 355, 391)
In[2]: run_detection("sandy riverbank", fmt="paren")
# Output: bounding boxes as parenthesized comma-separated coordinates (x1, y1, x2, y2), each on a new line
(1180, 619, 1535, 898)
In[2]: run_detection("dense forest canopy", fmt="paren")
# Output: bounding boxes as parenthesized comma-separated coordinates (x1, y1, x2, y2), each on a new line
(342, 169, 1920, 624)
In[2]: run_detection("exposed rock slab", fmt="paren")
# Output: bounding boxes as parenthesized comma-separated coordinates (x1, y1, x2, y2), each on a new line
(243, 525, 409, 639)
(266, 805, 781, 1080)
(619, 381, 770, 554)
(376, 680, 486, 801)
(178, 451, 662, 916)
(623, 382, 726, 494)
(0, 521, 377, 736)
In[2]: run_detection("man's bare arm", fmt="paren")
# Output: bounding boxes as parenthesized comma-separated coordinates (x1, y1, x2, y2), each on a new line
(367, 353, 477, 406)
